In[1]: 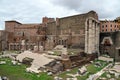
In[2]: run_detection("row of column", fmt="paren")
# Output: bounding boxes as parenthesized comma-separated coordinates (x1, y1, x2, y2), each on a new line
(9, 43, 35, 50)
(85, 18, 99, 54)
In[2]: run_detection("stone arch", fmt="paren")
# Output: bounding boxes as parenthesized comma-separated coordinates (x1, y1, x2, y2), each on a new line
(101, 37, 113, 45)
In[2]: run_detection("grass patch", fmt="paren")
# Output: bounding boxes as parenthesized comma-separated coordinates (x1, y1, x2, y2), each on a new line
(86, 64, 99, 74)
(0, 58, 53, 80)
(98, 72, 120, 80)
(53, 50, 61, 56)
(58, 60, 109, 80)
(67, 49, 80, 55)
(77, 73, 90, 80)
(58, 67, 78, 79)
(2, 50, 21, 54)
(87, 60, 109, 74)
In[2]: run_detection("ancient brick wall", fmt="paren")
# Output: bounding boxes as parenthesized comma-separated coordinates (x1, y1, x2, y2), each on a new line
(100, 32, 120, 61)
(5, 21, 21, 32)
(46, 11, 99, 52)
(5, 11, 99, 52)
(47, 22, 57, 35)
(14, 27, 38, 42)
(5, 20, 42, 50)
(114, 32, 120, 61)
(42, 17, 55, 24)
(0, 30, 8, 50)
(58, 14, 86, 48)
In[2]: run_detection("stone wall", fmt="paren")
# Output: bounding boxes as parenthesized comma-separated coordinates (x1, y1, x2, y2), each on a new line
(114, 32, 120, 61)
(46, 11, 100, 54)
(5, 10, 100, 53)
(0, 30, 8, 51)
(5, 21, 41, 50)
(58, 13, 86, 48)
(100, 32, 120, 61)
(5, 20, 21, 32)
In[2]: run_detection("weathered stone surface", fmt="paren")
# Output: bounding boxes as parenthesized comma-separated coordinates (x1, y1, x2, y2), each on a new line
(4, 11, 99, 54)
(100, 32, 120, 61)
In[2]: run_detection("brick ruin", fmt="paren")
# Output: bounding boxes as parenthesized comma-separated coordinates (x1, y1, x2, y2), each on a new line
(45, 52, 98, 73)
(100, 32, 120, 61)
(2, 11, 100, 55)
(0, 30, 7, 51)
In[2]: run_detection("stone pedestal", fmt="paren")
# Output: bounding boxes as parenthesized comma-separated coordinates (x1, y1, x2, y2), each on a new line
(21, 40, 25, 51)
(62, 59, 71, 69)
(34, 46, 44, 52)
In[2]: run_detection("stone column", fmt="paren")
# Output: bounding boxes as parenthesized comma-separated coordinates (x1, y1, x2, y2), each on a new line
(88, 19, 93, 54)
(85, 19, 89, 53)
(85, 19, 90, 53)
(96, 23, 100, 54)
(85, 18, 99, 54)
(21, 40, 25, 51)
(92, 20, 95, 52)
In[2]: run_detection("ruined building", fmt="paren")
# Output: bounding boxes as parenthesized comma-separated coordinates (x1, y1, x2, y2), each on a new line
(5, 20, 41, 50)
(100, 18, 120, 61)
(5, 11, 100, 54)
(46, 11, 100, 54)
(100, 32, 120, 61)
(0, 30, 7, 51)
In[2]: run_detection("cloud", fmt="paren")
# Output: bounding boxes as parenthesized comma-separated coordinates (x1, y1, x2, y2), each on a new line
(0, 0, 120, 30)
(0, 0, 52, 29)
(0, 0, 79, 29)
(51, 0, 83, 10)
(51, 0, 120, 19)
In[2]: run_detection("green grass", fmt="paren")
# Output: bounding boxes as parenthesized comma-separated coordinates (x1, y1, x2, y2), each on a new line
(58, 67, 78, 79)
(77, 73, 90, 80)
(98, 72, 120, 80)
(86, 64, 99, 74)
(58, 60, 109, 80)
(0, 57, 110, 80)
(0, 51, 18, 55)
(87, 60, 108, 73)
(8, 50, 21, 54)
(0, 58, 53, 80)
(67, 49, 80, 55)
(53, 50, 61, 56)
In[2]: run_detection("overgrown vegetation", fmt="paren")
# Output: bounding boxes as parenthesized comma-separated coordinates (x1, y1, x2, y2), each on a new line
(58, 60, 109, 80)
(0, 57, 110, 80)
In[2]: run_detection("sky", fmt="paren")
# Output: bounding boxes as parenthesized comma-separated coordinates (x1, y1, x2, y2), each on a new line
(0, 0, 120, 30)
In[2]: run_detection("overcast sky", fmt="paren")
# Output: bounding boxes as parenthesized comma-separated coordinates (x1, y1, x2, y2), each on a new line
(0, 0, 120, 30)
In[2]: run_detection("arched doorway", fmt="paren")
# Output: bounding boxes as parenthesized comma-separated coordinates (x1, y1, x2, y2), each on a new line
(101, 37, 113, 56)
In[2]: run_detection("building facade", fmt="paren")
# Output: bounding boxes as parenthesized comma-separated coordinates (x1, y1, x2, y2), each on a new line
(100, 32, 120, 61)
(0, 30, 7, 51)
(5, 21, 37, 50)
(4, 11, 100, 54)
(99, 18, 120, 61)
(46, 11, 100, 54)
(100, 20, 119, 33)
